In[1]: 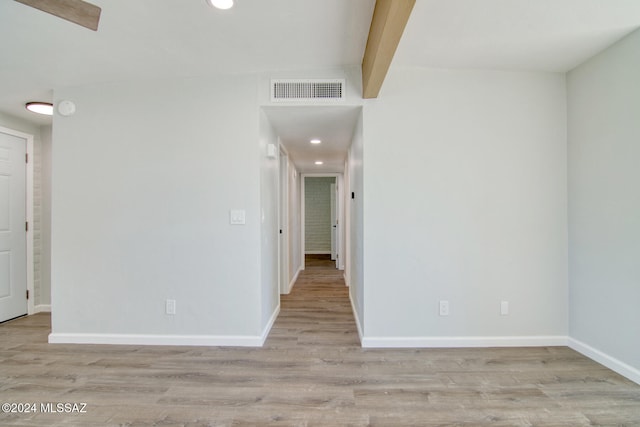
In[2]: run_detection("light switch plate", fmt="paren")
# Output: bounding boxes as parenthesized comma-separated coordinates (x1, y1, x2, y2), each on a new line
(230, 209, 246, 225)
(267, 143, 277, 158)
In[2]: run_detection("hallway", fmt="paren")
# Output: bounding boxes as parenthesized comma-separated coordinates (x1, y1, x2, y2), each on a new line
(268, 254, 357, 348)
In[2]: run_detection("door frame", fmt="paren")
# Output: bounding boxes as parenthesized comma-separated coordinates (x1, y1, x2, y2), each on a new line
(300, 173, 344, 271)
(0, 126, 34, 316)
(329, 182, 338, 268)
(277, 144, 290, 294)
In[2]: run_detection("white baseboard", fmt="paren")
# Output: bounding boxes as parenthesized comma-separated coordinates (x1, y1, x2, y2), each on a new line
(48, 333, 265, 347)
(568, 337, 640, 385)
(35, 304, 51, 313)
(361, 335, 568, 348)
(349, 293, 364, 345)
(305, 251, 331, 255)
(283, 267, 302, 295)
(343, 272, 349, 287)
(49, 306, 282, 348)
(259, 304, 280, 346)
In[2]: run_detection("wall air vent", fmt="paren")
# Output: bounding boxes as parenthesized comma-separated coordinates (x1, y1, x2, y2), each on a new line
(271, 79, 345, 102)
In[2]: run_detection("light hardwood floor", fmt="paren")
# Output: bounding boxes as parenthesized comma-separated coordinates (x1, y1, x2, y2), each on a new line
(1, 257, 639, 426)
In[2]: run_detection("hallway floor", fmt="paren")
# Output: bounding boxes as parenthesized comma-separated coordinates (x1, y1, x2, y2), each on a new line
(1, 263, 639, 425)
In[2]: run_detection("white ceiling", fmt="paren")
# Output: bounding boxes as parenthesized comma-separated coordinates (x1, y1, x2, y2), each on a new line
(394, 0, 640, 72)
(264, 106, 361, 173)
(1, 0, 640, 172)
(0, 0, 375, 125)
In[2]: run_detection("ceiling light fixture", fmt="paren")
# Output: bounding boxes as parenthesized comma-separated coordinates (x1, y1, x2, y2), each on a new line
(315, 161, 323, 165)
(207, 0, 234, 10)
(25, 102, 53, 116)
(310, 139, 322, 144)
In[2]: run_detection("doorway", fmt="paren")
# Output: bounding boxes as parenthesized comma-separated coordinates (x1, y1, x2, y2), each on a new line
(0, 126, 34, 323)
(301, 174, 344, 272)
(262, 105, 358, 294)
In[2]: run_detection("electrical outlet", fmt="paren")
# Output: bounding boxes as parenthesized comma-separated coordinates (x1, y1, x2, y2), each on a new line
(166, 299, 176, 315)
(500, 301, 509, 316)
(439, 300, 449, 316)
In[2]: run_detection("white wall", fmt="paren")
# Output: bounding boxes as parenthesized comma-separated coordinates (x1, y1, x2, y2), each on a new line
(50, 75, 265, 343)
(362, 67, 568, 344)
(39, 125, 52, 309)
(259, 110, 280, 331)
(567, 29, 640, 381)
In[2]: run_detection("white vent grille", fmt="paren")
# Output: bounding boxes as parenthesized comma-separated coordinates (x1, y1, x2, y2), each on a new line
(271, 79, 345, 102)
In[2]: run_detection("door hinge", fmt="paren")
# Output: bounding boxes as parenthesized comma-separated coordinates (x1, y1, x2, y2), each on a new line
(26, 290, 29, 300)
(25, 221, 29, 232)
(25, 153, 29, 163)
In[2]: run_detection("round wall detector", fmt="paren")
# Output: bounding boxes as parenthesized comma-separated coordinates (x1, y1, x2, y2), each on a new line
(57, 100, 76, 117)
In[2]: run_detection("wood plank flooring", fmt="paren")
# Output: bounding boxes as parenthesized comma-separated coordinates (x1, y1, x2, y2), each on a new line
(1, 257, 639, 426)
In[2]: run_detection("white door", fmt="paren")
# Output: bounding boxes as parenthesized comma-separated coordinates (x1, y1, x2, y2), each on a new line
(0, 131, 27, 322)
(330, 182, 338, 267)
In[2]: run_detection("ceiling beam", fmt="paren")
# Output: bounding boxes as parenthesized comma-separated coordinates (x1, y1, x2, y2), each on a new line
(361, 0, 415, 99)
(15, 0, 101, 31)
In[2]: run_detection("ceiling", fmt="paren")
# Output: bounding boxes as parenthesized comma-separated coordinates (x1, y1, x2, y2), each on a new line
(264, 106, 361, 173)
(394, 0, 640, 72)
(0, 0, 375, 126)
(1, 0, 640, 172)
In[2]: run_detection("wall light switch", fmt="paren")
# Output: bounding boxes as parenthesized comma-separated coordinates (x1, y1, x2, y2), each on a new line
(230, 210, 246, 225)
(267, 143, 277, 158)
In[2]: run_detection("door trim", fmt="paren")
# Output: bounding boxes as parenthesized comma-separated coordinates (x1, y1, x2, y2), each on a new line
(277, 143, 290, 294)
(0, 126, 34, 315)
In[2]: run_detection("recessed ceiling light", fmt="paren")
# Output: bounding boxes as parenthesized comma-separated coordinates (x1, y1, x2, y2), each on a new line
(315, 161, 323, 165)
(25, 102, 53, 116)
(207, 0, 234, 9)
(310, 139, 321, 144)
